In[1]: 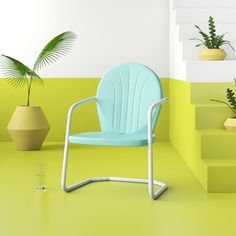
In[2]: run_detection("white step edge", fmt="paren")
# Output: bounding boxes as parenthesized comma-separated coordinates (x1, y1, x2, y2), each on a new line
(176, 8, 236, 24)
(173, 0, 236, 9)
(186, 60, 236, 82)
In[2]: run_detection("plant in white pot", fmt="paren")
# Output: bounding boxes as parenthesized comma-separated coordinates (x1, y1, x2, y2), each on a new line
(190, 16, 234, 60)
(211, 79, 236, 132)
(0, 31, 76, 150)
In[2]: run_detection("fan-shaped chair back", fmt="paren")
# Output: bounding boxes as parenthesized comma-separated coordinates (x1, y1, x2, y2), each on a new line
(96, 63, 163, 134)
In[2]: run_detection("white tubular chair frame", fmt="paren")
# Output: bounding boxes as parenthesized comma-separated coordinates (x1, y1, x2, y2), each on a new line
(61, 96, 168, 200)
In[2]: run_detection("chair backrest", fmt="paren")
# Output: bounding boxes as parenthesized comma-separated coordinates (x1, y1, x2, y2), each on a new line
(96, 63, 163, 134)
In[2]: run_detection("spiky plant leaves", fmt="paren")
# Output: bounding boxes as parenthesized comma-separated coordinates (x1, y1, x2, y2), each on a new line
(222, 40, 235, 51)
(194, 25, 212, 48)
(211, 80, 236, 117)
(190, 16, 234, 51)
(189, 38, 206, 47)
(209, 16, 216, 48)
(226, 88, 236, 110)
(34, 31, 77, 71)
(214, 34, 225, 49)
(210, 98, 236, 116)
(0, 55, 43, 88)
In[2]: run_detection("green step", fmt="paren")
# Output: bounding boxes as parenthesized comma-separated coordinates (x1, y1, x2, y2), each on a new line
(199, 130, 236, 159)
(195, 104, 232, 130)
(169, 79, 236, 193)
(203, 159, 236, 192)
(191, 82, 234, 104)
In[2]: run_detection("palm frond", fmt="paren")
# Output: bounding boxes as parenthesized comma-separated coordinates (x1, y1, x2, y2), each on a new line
(34, 31, 77, 71)
(0, 55, 43, 88)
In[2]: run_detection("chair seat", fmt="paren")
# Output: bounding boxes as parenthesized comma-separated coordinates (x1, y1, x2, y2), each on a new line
(69, 131, 155, 146)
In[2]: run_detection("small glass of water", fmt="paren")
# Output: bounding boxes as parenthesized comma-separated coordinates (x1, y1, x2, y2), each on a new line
(35, 163, 46, 191)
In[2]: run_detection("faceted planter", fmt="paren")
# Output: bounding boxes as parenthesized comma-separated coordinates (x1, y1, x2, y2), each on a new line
(200, 49, 226, 60)
(7, 106, 50, 151)
(224, 117, 236, 132)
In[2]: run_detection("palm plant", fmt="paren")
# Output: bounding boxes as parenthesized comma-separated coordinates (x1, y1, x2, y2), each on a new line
(190, 16, 234, 51)
(0, 31, 76, 106)
(211, 79, 236, 117)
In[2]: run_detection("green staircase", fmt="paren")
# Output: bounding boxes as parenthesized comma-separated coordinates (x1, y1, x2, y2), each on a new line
(169, 79, 236, 192)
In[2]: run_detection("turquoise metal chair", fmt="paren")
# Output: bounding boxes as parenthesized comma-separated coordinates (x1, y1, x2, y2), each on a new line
(61, 63, 168, 199)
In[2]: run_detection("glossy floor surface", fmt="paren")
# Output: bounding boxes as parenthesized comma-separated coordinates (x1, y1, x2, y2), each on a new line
(0, 142, 236, 236)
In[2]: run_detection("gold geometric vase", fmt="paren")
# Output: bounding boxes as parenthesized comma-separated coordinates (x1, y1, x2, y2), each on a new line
(7, 106, 50, 151)
(200, 48, 226, 60)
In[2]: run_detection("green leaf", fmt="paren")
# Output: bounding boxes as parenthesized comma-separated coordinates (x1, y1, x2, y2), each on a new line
(194, 25, 212, 48)
(210, 98, 236, 116)
(34, 31, 77, 71)
(195, 43, 203, 47)
(0, 55, 43, 88)
(222, 42, 235, 51)
(208, 16, 217, 48)
(226, 88, 236, 110)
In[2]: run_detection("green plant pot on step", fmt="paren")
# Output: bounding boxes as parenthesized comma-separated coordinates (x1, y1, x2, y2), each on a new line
(224, 117, 236, 132)
(190, 16, 234, 60)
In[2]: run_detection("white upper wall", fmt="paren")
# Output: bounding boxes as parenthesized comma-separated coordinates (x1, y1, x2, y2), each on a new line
(0, 0, 169, 78)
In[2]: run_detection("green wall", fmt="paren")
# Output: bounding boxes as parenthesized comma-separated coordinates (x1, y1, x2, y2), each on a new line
(169, 79, 207, 189)
(0, 78, 169, 141)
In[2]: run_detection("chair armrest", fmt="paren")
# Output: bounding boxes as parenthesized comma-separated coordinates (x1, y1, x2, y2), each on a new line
(147, 97, 168, 143)
(68, 96, 97, 115)
(65, 96, 97, 140)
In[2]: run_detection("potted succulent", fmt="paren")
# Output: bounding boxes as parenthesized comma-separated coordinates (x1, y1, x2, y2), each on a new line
(0, 31, 76, 150)
(190, 16, 234, 60)
(211, 79, 236, 132)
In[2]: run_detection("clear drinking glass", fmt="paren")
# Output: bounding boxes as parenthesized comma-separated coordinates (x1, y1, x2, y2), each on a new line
(35, 163, 46, 191)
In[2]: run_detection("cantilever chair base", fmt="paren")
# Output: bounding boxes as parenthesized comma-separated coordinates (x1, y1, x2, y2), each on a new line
(63, 177, 168, 200)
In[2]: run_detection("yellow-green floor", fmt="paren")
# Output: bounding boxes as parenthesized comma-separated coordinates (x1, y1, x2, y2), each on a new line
(0, 142, 236, 236)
